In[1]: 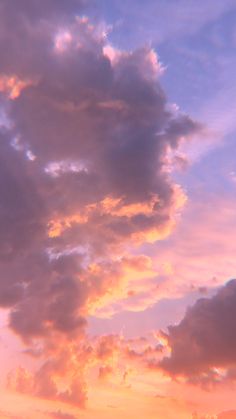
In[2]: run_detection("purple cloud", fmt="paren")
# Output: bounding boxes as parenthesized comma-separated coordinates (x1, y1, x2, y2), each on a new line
(0, 1, 202, 406)
(160, 280, 236, 383)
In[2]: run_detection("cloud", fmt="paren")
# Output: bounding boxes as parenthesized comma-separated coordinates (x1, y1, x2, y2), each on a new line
(7, 339, 89, 407)
(50, 411, 76, 419)
(218, 412, 236, 419)
(0, 411, 21, 419)
(0, 1, 201, 407)
(0, 0, 86, 23)
(160, 280, 236, 382)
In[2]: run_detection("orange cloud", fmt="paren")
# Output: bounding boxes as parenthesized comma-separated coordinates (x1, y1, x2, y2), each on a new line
(0, 75, 31, 99)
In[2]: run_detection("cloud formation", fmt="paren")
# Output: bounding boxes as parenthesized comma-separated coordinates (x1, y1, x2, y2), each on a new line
(0, 0, 201, 406)
(160, 280, 236, 383)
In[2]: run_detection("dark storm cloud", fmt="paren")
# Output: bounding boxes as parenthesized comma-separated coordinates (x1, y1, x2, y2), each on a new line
(160, 280, 236, 380)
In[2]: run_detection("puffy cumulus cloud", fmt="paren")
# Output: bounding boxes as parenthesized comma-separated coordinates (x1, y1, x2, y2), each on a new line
(7, 338, 89, 407)
(0, 0, 201, 407)
(80, 254, 162, 317)
(7, 332, 165, 404)
(91, 333, 165, 390)
(7, 334, 113, 404)
(7, 254, 88, 340)
(93, 334, 164, 382)
(159, 280, 236, 384)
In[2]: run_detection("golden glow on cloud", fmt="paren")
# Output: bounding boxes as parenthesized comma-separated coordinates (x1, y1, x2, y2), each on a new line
(0, 75, 31, 99)
(85, 255, 157, 316)
(100, 195, 159, 217)
(48, 213, 88, 237)
(48, 193, 161, 239)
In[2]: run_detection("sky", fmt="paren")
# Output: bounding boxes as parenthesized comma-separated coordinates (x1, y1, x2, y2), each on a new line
(0, 1, 236, 418)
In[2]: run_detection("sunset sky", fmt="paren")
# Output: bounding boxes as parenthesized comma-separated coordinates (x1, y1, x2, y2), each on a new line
(1, 1, 236, 418)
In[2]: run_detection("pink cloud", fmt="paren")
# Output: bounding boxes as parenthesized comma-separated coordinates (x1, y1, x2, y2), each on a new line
(0, 1, 202, 409)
